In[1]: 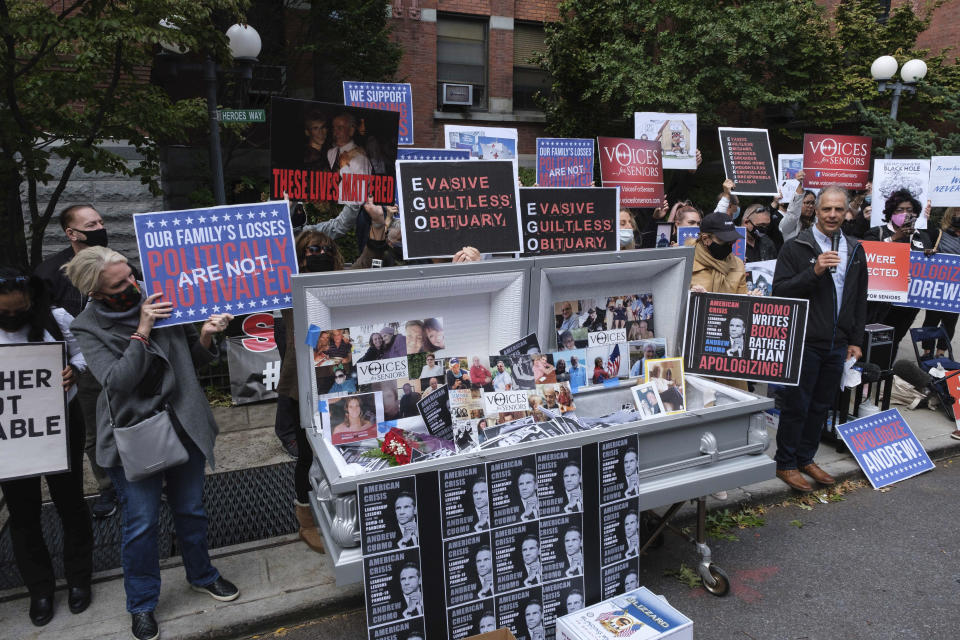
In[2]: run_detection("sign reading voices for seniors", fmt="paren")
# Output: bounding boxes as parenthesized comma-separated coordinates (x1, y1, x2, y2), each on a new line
(862, 240, 910, 303)
(597, 137, 663, 207)
(835, 409, 934, 489)
(0, 342, 69, 481)
(134, 201, 298, 327)
(519, 187, 618, 256)
(802, 134, 871, 189)
(396, 159, 522, 259)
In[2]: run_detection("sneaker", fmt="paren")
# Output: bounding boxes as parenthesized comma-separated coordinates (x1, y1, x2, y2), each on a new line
(951, 430, 960, 441)
(281, 438, 299, 459)
(92, 488, 118, 519)
(711, 491, 728, 500)
(131, 611, 159, 640)
(191, 577, 240, 602)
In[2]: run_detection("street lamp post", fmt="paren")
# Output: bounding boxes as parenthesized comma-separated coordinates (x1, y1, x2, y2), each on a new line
(870, 55, 928, 159)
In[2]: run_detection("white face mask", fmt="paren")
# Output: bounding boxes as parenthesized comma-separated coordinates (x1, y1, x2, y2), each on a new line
(618, 229, 635, 247)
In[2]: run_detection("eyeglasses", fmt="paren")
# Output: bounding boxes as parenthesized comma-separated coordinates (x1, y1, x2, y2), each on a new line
(306, 245, 334, 255)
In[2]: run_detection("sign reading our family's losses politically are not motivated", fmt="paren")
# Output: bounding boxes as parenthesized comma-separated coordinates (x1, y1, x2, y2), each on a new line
(802, 134, 872, 190)
(683, 292, 808, 385)
(270, 97, 400, 204)
(835, 409, 934, 489)
(536, 138, 594, 187)
(343, 81, 414, 145)
(519, 187, 619, 256)
(597, 137, 664, 207)
(134, 201, 298, 327)
(397, 159, 523, 259)
(717, 128, 778, 196)
(861, 241, 910, 303)
(0, 342, 69, 481)
(905, 251, 960, 312)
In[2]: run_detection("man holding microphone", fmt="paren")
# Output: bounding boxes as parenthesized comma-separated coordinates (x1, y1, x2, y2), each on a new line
(772, 186, 868, 492)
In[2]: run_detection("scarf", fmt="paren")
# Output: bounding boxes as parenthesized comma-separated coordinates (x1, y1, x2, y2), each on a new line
(693, 242, 744, 293)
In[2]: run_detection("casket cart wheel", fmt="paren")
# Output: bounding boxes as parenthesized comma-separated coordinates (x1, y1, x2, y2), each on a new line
(701, 564, 730, 596)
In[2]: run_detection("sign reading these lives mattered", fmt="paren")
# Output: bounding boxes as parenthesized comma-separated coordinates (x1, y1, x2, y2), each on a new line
(0, 342, 69, 481)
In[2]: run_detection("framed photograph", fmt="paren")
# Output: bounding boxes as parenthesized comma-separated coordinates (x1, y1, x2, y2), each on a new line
(322, 391, 384, 445)
(655, 223, 672, 248)
(643, 357, 685, 414)
(630, 382, 666, 419)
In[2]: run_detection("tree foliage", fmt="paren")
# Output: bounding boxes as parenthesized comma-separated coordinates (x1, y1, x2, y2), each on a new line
(0, 0, 249, 269)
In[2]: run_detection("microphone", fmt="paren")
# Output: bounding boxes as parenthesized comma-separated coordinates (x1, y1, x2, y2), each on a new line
(830, 231, 841, 274)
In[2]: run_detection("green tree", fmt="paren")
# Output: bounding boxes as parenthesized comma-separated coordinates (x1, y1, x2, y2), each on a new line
(0, 0, 248, 269)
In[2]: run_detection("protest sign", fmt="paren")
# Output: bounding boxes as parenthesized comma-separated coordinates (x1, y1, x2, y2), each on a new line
(945, 372, 960, 431)
(134, 201, 298, 328)
(633, 112, 698, 170)
(802, 134, 871, 189)
(745, 259, 776, 296)
(597, 137, 664, 207)
(929, 156, 960, 207)
(519, 187, 618, 256)
(717, 127, 778, 196)
(417, 383, 453, 442)
(445, 124, 518, 160)
(270, 97, 399, 204)
(398, 148, 471, 162)
(536, 138, 594, 186)
(835, 409, 934, 489)
(872, 158, 931, 229)
(0, 342, 68, 481)
(905, 251, 960, 312)
(343, 81, 414, 145)
(226, 331, 280, 406)
(777, 153, 803, 200)
(677, 226, 699, 247)
(733, 226, 746, 263)
(396, 160, 522, 259)
(861, 240, 910, 303)
(683, 292, 808, 385)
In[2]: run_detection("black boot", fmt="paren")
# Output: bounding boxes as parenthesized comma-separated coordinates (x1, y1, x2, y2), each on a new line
(131, 611, 159, 640)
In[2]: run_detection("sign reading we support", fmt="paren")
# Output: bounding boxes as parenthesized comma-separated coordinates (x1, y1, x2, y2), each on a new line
(930, 156, 960, 207)
(905, 251, 960, 312)
(536, 138, 594, 186)
(802, 134, 871, 189)
(682, 292, 808, 385)
(835, 409, 934, 489)
(519, 187, 618, 256)
(862, 240, 910, 303)
(597, 137, 663, 207)
(0, 343, 69, 481)
(717, 128, 778, 196)
(343, 81, 414, 145)
(396, 159, 522, 259)
(134, 201, 298, 327)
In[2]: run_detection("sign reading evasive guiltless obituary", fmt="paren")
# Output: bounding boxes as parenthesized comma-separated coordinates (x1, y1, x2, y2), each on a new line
(717, 128, 778, 196)
(397, 159, 522, 259)
(519, 187, 619, 256)
(597, 137, 664, 207)
(0, 342, 69, 481)
(536, 138, 594, 187)
(802, 134, 871, 190)
(683, 292, 808, 385)
(134, 201, 298, 327)
(861, 241, 910, 303)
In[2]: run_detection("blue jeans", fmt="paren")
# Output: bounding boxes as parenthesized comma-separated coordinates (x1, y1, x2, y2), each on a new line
(775, 343, 846, 470)
(106, 440, 219, 613)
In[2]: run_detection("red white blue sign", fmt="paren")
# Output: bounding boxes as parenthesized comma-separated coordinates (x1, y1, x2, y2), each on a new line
(134, 201, 298, 327)
(397, 148, 470, 162)
(904, 251, 960, 312)
(343, 81, 414, 145)
(835, 408, 934, 489)
(536, 138, 594, 187)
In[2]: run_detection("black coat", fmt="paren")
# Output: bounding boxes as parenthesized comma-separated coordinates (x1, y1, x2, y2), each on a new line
(773, 228, 868, 350)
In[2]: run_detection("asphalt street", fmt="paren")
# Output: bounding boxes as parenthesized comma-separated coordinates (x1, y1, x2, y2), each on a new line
(235, 454, 960, 640)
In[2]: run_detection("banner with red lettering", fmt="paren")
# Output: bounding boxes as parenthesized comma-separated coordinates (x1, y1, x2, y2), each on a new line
(861, 240, 910, 302)
(396, 159, 523, 259)
(343, 81, 413, 145)
(225, 313, 281, 405)
(270, 97, 399, 204)
(682, 292, 808, 385)
(597, 137, 664, 207)
(519, 187, 619, 256)
(835, 409, 934, 489)
(134, 201, 298, 328)
(717, 128, 778, 196)
(802, 134, 872, 189)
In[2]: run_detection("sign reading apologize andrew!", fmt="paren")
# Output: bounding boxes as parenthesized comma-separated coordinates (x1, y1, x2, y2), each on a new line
(802, 134, 871, 189)
(396, 159, 522, 259)
(343, 81, 413, 145)
(904, 251, 960, 312)
(835, 409, 934, 489)
(0, 342, 69, 481)
(597, 137, 663, 207)
(519, 187, 618, 256)
(536, 138, 594, 187)
(683, 292, 808, 385)
(134, 201, 298, 327)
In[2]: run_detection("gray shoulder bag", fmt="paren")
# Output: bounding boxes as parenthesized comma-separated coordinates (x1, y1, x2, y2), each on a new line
(105, 389, 188, 482)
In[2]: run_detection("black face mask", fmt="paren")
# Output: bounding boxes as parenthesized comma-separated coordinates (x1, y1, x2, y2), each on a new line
(952, 218, 960, 229)
(366, 238, 387, 253)
(707, 242, 733, 260)
(750, 225, 768, 239)
(101, 282, 141, 312)
(0, 310, 31, 332)
(304, 254, 336, 273)
(81, 228, 108, 247)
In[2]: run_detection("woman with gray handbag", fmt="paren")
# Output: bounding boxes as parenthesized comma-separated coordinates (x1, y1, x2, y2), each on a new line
(65, 247, 237, 640)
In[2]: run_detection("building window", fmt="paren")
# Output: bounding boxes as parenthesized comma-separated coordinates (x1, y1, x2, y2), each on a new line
(513, 23, 551, 112)
(437, 16, 487, 109)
